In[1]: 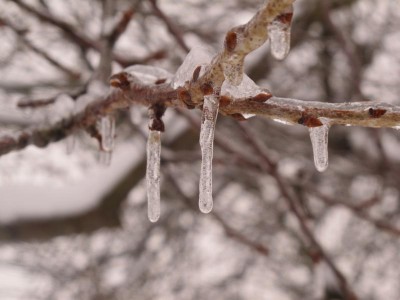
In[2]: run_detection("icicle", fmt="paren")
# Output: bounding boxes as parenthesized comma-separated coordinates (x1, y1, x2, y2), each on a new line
(147, 130, 161, 222)
(309, 120, 330, 172)
(268, 5, 293, 60)
(101, 115, 115, 152)
(98, 115, 115, 165)
(199, 94, 219, 213)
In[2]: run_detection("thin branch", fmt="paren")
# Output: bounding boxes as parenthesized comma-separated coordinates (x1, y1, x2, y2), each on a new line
(148, 0, 190, 53)
(313, 190, 400, 237)
(236, 123, 359, 300)
(10, 0, 158, 67)
(0, 16, 80, 79)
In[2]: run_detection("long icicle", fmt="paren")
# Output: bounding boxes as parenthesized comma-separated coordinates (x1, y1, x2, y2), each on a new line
(146, 130, 161, 222)
(146, 104, 166, 222)
(199, 94, 220, 213)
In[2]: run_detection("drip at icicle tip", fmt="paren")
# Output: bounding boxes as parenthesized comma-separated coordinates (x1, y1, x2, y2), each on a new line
(309, 121, 330, 172)
(199, 94, 219, 214)
(147, 130, 162, 222)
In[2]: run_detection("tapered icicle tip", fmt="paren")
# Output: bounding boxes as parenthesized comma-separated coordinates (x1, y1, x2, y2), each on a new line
(147, 130, 161, 222)
(199, 196, 213, 214)
(199, 95, 219, 214)
(309, 123, 330, 172)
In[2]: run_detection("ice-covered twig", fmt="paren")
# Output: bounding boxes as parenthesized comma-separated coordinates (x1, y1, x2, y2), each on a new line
(182, 0, 295, 105)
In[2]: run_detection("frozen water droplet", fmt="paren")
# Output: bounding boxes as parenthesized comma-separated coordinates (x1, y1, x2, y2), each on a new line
(147, 130, 161, 222)
(309, 120, 330, 172)
(124, 65, 173, 85)
(199, 94, 219, 213)
(268, 6, 293, 60)
(172, 46, 215, 88)
(100, 115, 115, 152)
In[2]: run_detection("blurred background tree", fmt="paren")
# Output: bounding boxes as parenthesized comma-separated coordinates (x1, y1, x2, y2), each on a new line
(0, 0, 399, 299)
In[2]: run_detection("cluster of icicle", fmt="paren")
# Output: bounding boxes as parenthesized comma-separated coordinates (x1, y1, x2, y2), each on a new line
(80, 3, 329, 222)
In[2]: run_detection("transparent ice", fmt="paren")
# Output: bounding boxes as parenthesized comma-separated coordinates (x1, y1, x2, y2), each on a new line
(147, 130, 161, 222)
(309, 119, 330, 172)
(172, 46, 215, 88)
(199, 94, 219, 213)
(221, 74, 269, 119)
(100, 115, 115, 152)
(124, 65, 173, 85)
(98, 115, 115, 165)
(268, 6, 293, 60)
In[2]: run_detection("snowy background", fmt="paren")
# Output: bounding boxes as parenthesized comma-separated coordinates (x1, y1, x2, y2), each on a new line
(0, 0, 400, 299)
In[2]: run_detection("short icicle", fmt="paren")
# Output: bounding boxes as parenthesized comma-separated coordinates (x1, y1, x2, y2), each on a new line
(147, 130, 161, 222)
(309, 120, 330, 172)
(268, 4, 293, 60)
(99, 115, 115, 165)
(199, 94, 219, 213)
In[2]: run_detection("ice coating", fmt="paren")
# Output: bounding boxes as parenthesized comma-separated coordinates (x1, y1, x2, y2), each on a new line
(172, 46, 215, 88)
(222, 57, 244, 86)
(309, 120, 330, 172)
(221, 74, 269, 119)
(147, 130, 161, 222)
(199, 94, 219, 213)
(124, 65, 173, 85)
(221, 74, 263, 98)
(268, 5, 293, 60)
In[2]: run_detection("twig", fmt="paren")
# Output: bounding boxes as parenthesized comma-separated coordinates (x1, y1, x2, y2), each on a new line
(148, 0, 190, 53)
(313, 190, 400, 237)
(0, 16, 80, 79)
(236, 123, 359, 300)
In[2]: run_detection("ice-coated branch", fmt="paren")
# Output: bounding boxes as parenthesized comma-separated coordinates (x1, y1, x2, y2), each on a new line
(3, 0, 400, 160)
(179, 0, 295, 104)
(3, 82, 400, 157)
